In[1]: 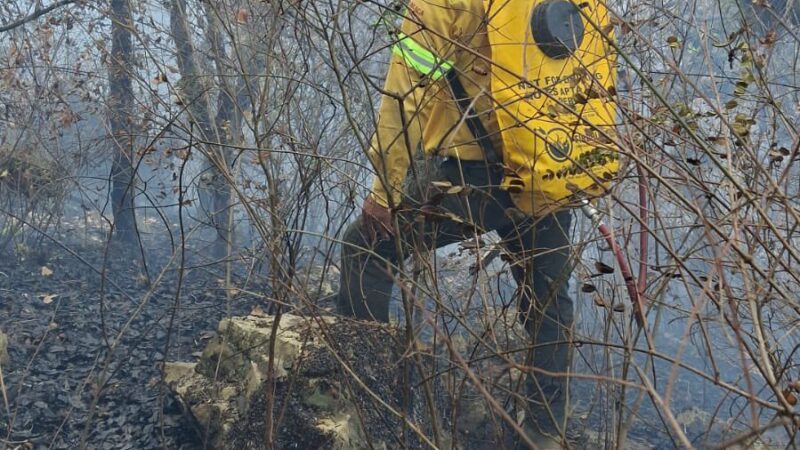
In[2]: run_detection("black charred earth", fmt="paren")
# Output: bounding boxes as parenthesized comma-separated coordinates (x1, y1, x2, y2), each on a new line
(0, 238, 269, 449)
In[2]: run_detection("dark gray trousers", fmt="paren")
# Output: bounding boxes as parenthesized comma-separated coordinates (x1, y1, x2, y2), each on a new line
(336, 158, 574, 436)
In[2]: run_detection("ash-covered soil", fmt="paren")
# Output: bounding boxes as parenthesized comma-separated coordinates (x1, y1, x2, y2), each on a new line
(0, 240, 270, 449)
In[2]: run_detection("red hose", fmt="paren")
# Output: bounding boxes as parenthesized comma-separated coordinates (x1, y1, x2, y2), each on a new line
(582, 200, 647, 327)
(597, 222, 647, 327)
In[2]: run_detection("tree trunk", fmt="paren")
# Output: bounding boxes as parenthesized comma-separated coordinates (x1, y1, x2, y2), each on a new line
(202, 2, 262, 258)
(108, 0, 137, 245)
(169, 0, 233, 258)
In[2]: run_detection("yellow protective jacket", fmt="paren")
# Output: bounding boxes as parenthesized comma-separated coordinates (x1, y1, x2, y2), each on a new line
(367, 0, 619, 215)
(366, 0, 498, 209)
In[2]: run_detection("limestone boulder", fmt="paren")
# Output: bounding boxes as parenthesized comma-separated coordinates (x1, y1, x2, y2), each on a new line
(164, 313, 428, 450)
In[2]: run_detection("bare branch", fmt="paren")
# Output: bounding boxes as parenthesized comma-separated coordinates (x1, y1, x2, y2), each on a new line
(0, 0, 79, 33)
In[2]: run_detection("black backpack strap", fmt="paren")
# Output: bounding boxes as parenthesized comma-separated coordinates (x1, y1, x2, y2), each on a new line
(444, 69, 502, 166)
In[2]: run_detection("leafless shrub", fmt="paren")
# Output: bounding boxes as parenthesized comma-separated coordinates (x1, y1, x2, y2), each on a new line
(1, 0, 799, 449)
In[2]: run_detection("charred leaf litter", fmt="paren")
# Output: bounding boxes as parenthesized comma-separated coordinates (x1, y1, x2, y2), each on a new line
(1, 230, 791, 449)
(0, 237, 268, 449)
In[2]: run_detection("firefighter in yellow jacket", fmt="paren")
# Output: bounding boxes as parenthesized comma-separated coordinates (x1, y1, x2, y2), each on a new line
(331, 0, 619, 447)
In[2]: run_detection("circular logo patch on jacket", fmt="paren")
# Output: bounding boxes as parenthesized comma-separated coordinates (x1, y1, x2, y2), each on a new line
(545, 128, 573, 162)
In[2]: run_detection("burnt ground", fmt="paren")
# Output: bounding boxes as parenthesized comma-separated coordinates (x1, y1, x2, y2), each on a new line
(226, 320, 420, 450)
(0, 239, 268, 449)
(2, 233, 793, 449)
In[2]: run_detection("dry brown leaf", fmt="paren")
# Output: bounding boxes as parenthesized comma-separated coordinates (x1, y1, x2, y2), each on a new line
(173, 148, 190, 161)
(40, 266, 53, 277)
(250, 305, 268, 317)
(56, 110, 78, 126)
(784, 389, 798, 406)
(446, 185, 464, 194)
(594, 261, 615, 274)
(235, 8, 250, 24)
(41, 294, 58, 305)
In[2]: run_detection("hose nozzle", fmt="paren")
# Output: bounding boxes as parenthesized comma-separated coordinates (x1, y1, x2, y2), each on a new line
(580, 199, 600, 224)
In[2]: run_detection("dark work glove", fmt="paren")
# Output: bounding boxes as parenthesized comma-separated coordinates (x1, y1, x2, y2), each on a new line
(362, 195, 394, 241)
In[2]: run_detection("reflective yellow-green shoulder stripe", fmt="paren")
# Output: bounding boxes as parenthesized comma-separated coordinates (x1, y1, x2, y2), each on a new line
(391, 32, 454, 80)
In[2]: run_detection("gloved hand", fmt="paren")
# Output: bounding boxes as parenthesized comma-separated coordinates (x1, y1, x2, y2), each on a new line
(362, 195, 394, 241)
